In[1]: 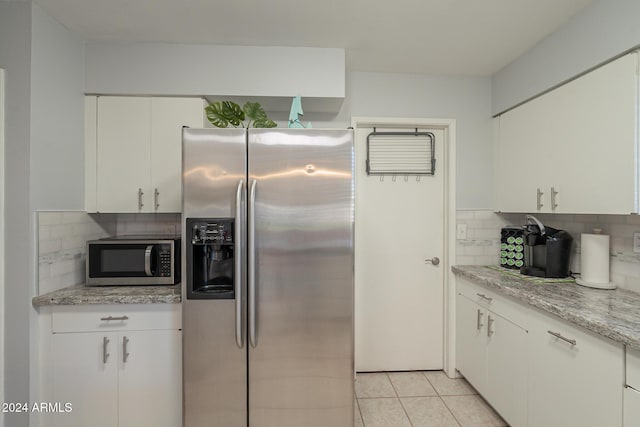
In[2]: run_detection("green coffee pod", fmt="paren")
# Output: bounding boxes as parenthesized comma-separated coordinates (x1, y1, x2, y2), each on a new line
(515, 252, 524, 260)
(515, 245, 523, 252)
(515, 237, 524, 245)
(500, 258, 507, 264)
(500, 243, 508, 250)
(507, 252, 515, 258)
(500, 251, 507, 257)
(515, 260, 524, 267)
(507, 244, 515, 251)
(507, 236, 515, 244)
(507, 259, 515, 266)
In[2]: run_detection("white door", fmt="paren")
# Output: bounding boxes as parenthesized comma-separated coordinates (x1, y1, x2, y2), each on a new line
(355, 125, 445, 371)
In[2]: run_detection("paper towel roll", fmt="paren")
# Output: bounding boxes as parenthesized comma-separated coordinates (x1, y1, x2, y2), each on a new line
(577, 233, 615, 289)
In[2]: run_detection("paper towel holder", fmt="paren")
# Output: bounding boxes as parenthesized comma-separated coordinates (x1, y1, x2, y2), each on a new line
(575, 230, 616, 290)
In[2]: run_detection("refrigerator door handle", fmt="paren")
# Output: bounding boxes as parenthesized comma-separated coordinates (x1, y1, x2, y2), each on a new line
(235, 179, 245, 348)
(249, 179, 258, 348)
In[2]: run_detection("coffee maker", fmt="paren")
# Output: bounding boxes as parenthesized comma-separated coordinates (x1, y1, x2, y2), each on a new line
(520, 215, 573, 278)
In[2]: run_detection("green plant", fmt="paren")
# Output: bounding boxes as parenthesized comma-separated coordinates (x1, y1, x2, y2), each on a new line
(205, 101, 277, 128)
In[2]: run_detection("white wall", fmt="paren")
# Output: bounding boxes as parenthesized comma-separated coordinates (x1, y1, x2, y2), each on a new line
(346, 72, 493, 209)
(85, 42, 345, 101)
(30, 4, 85, 210)
(492, 0, 640, 114)
(0, 2, 32, 426)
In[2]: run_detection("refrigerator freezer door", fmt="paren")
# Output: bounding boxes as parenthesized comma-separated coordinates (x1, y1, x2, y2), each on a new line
(182, 128, 247, 427)
(248, 129, 355, 427)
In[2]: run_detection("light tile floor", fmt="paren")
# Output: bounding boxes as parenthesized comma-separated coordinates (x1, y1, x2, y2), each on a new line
(355, 371, 508, 427)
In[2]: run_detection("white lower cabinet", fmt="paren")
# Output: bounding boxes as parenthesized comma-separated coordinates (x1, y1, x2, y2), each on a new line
(47, 305, 182, 427)
(624, 348, 640, 426)
(527, 307, 624, 427)
(456, 277, 625, 427)
(624, 387, 640, 426)
(51, 332, 118, 427)
(456, 284, 528, 427)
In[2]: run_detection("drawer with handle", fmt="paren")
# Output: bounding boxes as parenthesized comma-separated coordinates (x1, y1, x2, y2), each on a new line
(456, 277, 528, 329)
(51, 304, 181, 333)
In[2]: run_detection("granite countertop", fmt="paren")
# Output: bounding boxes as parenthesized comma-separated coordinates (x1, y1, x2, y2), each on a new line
(452, 265, 640, 351)
(32, 283, 181, 306)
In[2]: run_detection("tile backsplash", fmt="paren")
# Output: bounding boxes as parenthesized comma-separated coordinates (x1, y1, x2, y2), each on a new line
(456, 210, 640, 294)
(37, 211, 181, 295)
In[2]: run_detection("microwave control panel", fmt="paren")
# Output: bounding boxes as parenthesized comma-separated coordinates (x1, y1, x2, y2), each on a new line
(159, 244, 173, 277)
(190, 219, 234, 244)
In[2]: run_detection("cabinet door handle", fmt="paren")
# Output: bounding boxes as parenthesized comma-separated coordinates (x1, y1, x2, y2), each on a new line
(100, 315, 129, 321)
(487, 315, 495, 337)
(536, 188, 544, 211)
(102, 337, 110, 364)
(123, 336, 130, 363)
(154, 188, 160, 210)
(476, 309, 484, 330)
(138, 188, 144, 211)
(476, 293, 493, 303)
(547, 330, 576, 346)
(551, 187, 559, 211)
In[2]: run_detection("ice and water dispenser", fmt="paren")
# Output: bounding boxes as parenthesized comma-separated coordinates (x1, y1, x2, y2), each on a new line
(186, 218, 236, 299)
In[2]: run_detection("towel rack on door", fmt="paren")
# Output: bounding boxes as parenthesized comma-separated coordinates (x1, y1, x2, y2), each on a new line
(366, 128, 435, 177)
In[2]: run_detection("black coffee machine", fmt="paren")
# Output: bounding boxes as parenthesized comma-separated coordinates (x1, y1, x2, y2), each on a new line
(520, 215, 573, 278)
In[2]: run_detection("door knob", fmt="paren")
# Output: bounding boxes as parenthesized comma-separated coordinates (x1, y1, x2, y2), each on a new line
(425, 257, 440, 266)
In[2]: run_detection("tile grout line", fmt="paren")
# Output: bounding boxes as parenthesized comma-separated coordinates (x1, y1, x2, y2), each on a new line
(439, 395, 464, 427)
(422, 371, 464, 427)
(386, 372, 415, 427)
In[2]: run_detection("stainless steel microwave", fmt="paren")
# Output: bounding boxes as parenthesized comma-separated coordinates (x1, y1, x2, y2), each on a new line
(86, 236, 181, 286)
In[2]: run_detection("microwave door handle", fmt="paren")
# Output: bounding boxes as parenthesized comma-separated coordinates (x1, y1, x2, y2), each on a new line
(144, 245, 153, 276)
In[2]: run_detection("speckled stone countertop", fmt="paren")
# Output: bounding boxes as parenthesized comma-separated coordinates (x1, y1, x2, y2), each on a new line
(32, 284, 181, 306)
(453, 265, 640, 350)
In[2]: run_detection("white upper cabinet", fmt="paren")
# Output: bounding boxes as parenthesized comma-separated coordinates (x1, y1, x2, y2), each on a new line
(86, 96, 204, 213)
(497, 52, 638, 214)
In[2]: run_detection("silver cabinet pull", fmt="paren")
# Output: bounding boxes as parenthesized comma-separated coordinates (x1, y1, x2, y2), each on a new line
(425, 257, 440, 266)
(249, 179, 258, 348)
(476, 293, 493, 303)
(536, 188, 544, 211)
(154, 188, 160, 210)
(547, 330, 576, 346)
(123, 336, 130, 363)
(102, 337, 110, 364)
(476, 309, 484, 330)
(487, 315, 495, 337)
(551, 187, 559, 211)
(100, 315, 129, 321)
(235, 179, 244, 349)
(138, 188, 144, 211)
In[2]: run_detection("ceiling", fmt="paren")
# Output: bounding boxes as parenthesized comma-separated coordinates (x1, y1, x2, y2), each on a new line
(34, 0, 594, 76)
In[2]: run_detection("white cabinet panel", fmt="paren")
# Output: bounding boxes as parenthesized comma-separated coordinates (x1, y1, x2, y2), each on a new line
(49, 305, 182, 427)
(96, 97, 152, 213)
(528, 307, 624, 427)
(497, 52, 638, 214)
(456, 279, 528, 427)
(456, 293, 487, 394)
(486, 312, 528, 427)
(118, 330, 182, 427)
(89, 96, 203, 213)
(51, 332, 118, 427)
(151, 97, 204, 212)
(624, 387, 640, 427)
(627, 347, 640, 390)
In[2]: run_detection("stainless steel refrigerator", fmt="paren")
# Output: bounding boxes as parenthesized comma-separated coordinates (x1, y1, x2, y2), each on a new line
(182, 128, 354, 427)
